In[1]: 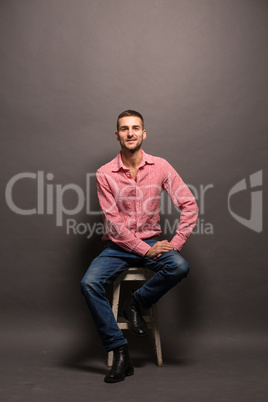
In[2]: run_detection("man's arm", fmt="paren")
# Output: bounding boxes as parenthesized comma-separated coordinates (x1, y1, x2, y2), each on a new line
(96, 171, 151, 256)
(162, 160, 199, 251)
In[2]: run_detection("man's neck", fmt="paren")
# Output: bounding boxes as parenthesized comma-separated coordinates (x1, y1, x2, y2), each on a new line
(120, 148, 143, 169)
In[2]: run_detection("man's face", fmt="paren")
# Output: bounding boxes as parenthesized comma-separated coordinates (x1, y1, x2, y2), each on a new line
(116, 116, 146, 153)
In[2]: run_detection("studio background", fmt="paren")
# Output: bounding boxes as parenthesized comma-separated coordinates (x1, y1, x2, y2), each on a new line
(0, 0, 267, 401)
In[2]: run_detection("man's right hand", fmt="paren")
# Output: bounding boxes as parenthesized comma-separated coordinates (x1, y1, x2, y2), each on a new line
(145, 240, 175, 259)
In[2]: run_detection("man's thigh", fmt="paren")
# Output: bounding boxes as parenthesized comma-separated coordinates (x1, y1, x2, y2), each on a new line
(143, 249, 189, 274)
(82, 243, 141, 287)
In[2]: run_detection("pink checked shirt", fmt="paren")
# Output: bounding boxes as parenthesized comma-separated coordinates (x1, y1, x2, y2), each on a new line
(96, 151, 199, 256)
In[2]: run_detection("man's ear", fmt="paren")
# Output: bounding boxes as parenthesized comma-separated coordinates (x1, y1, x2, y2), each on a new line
(143, 129, 147, 140)
(115, 131, 119, 141)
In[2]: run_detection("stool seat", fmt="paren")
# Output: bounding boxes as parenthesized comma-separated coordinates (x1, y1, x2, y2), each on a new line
(107, 267, 163, 367)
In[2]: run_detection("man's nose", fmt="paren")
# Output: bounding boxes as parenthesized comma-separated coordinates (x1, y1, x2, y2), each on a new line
(127, 129, 133, 137)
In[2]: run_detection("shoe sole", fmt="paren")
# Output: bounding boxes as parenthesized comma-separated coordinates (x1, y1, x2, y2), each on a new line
(104, 366, 134, 383)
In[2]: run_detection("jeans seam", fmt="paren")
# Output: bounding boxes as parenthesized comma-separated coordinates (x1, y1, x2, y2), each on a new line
(102, 262, 128, 286)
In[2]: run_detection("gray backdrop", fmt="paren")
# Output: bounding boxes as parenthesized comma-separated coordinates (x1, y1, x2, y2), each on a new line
(1, 0, 267, 392)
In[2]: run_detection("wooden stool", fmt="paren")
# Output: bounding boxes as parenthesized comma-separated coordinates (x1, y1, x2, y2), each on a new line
(107, 267, 163, 367)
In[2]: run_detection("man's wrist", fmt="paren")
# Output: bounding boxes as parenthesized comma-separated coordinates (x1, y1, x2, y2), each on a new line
(145, 248, 151, 256)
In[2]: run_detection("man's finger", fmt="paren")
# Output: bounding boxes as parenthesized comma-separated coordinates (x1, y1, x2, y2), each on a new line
(154, 253, 162, 259)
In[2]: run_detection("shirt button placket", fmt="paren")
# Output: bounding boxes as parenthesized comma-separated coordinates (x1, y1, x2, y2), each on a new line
(136, 185, 141, 225)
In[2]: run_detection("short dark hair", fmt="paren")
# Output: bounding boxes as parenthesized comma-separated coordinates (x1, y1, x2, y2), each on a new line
(117, 110, 144, 131)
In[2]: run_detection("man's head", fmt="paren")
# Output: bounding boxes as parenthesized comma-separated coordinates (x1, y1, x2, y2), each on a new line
(116, 110, 144, 131)
(116, 110, 146, 153)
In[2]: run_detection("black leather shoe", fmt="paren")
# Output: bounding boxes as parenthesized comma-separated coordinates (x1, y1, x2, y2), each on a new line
(123, 294, 148, 336)
(104, 345, 134, 383)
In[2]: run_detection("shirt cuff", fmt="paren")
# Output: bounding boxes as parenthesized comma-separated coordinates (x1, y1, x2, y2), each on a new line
(170, 238, 183, 252)
(133, 240, 151, 257)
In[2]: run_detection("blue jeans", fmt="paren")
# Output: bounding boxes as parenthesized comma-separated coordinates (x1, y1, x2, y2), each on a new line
(80, 240, 190, 352)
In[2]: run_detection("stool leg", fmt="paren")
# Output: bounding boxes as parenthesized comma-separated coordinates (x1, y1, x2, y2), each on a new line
(107, 268, 164, 367)
(107, 278, 121, 367)
(151, 304, 163, 367)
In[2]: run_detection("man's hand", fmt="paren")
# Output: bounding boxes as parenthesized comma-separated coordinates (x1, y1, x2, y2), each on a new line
(145, 240, 176, 259)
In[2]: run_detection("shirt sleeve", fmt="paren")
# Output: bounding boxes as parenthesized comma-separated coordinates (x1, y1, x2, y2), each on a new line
(96, 170, 151, 256)
(161, 160, 199, 251)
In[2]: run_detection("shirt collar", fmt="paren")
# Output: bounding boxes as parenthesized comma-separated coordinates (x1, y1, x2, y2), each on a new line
(111, 150, 155, 172)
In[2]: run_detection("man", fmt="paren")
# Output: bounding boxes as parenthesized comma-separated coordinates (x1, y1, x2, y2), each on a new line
(81, 110, 199, 383)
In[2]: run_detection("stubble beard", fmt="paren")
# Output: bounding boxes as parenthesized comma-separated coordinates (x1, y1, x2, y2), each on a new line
(120, 138, 143, 153)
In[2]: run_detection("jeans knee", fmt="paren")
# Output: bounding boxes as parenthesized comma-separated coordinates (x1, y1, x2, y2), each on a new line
(80, 278, 87, 294)
(171, 258, 190, 279)
(80, 277, 103, 297)
(180, 259, 190, 277)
